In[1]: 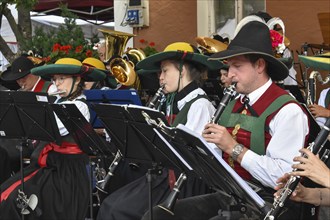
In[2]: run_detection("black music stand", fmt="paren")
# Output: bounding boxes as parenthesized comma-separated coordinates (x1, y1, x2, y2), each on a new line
(51, 104, 113, 156)
(91, 104, 186, 170)
(92, 103, 194, 219)
(84, 89, 142, 128)
(0, 91, 61, 218)
(154, 123, 270, 218)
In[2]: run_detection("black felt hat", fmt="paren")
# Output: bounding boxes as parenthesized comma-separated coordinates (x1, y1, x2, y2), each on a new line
(209, 21, 289, 81)
(0, 56, 35, 81)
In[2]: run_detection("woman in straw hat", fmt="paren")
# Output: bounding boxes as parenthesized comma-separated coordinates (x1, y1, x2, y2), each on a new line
(97, 42, 223, 220)
(142, 17, 313, 220)
(0, 58, 106, 220)
(82, 57, 118, 90)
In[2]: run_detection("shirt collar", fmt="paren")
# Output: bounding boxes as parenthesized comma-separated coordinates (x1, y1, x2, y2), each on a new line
(31, 76, 42, 91)
(240, 78, 273, 105)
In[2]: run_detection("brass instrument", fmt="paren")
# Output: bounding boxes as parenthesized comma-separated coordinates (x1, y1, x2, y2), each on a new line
(264, 118, 330, 220)
(306, 71, 330, 105)
(195, 37, 228, 54)
(126, 48, 146, 65)
(98, 29, 141, 88)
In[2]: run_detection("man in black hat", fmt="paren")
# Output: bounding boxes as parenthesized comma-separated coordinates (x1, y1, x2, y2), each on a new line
(142, 18, 313, 220)
(0, 55, 56, 93)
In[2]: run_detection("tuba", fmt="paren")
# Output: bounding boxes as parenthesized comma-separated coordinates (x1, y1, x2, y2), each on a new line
(98, 29, 141, 89)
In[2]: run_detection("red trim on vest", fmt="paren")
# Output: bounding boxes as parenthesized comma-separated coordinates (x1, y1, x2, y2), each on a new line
(225, 83, 305, 180)
(33, 79, 46, 92)
(166, 114, 177, 125)
(1, 170, 39, 202)
(33, 79, 48, 92)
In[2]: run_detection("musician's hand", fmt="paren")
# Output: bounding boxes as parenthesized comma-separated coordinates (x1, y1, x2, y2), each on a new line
(291, 148, 330, 188)
(308, 104, 330, 118)
(202, 123, 236, 155)
(95, 128, 106, 137)
(274, 173, 307, 203)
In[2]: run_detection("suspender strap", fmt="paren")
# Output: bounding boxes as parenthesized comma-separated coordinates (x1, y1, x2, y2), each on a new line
(41, 81, 52, 93)
(171, 95, 209, 127)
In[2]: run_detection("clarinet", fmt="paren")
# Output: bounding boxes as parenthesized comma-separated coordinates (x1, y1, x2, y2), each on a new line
(157, 172, 187, 215)
(147, 84, 165, 109)
(210, 83, 236, 123)
(96, 150, 122, 194)
(264, 117, 330, 220)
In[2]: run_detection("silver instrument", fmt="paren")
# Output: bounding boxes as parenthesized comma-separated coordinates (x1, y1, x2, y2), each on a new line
(306, 71, 329, 105)
(96, 150, 122, 194)
(147, 84, 165, 110)
(48, 90, 66, 96)
(264, 117, 330, 220)
(157, 172, 187, 215)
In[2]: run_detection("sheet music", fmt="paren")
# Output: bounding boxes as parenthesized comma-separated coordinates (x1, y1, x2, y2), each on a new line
(176, 124, 266, 208)
(153, 128, 193, 171)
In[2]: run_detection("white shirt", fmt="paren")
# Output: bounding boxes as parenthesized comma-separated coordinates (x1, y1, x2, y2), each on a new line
(54, 94, 90, 136)
(175, 88, 216, 134)
(316, 88, 330, 126)
(240, 79, 309, 188)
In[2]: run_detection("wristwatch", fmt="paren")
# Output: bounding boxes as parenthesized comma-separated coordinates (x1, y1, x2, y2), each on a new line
(232, 144, 244, 161)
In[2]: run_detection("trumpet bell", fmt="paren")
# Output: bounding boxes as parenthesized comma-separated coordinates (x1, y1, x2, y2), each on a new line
(195, 37, 228, 54)
(109, 58, 136, 86)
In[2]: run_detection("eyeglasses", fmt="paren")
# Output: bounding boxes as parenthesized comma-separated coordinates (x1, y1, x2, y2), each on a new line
(51, 76, 70, 85)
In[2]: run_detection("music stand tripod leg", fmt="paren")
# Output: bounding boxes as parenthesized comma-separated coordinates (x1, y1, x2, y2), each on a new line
(15, 139, 28, 220)
(146, 164, 163, 220)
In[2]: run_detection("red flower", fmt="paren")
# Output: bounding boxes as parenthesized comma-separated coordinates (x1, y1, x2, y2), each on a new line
(52, 43, 61, 52)
(270, 30, 283, 49)
(139, 39, 145, 44)
(149, 42, 155, 47)
(75, 45, 83, 53)
(86, 50, 93, 57)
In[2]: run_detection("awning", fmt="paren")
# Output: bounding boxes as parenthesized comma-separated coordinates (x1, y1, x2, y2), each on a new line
(32, 0, 114, 24)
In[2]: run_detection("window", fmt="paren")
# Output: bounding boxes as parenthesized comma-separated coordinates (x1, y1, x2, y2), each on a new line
(197, 0, 265, 39)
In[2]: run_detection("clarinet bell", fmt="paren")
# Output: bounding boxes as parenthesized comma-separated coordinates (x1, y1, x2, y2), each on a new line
(18, 194, 42, 216)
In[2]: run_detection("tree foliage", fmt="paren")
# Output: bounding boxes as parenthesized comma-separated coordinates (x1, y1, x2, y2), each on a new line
(0, 2, 100, 64)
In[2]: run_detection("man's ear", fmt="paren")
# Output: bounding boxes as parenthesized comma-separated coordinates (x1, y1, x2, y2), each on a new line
(256, 58, 267, 72)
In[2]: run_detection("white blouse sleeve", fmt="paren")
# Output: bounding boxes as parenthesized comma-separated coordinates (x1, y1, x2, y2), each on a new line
(55, 100, 90, 136)
(241, 103, 309, 188)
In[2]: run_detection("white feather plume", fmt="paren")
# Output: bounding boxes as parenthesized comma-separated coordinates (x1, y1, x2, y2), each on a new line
(267, 17, 286, 45)
(234, 15, 265, 38)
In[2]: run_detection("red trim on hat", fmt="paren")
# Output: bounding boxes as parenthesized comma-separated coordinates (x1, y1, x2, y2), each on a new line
(181, 51, 188, 60)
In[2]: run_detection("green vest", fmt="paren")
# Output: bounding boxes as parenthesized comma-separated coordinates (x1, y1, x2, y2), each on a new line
(219, 94, 296, 155)
(171, 95, 209, 127)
